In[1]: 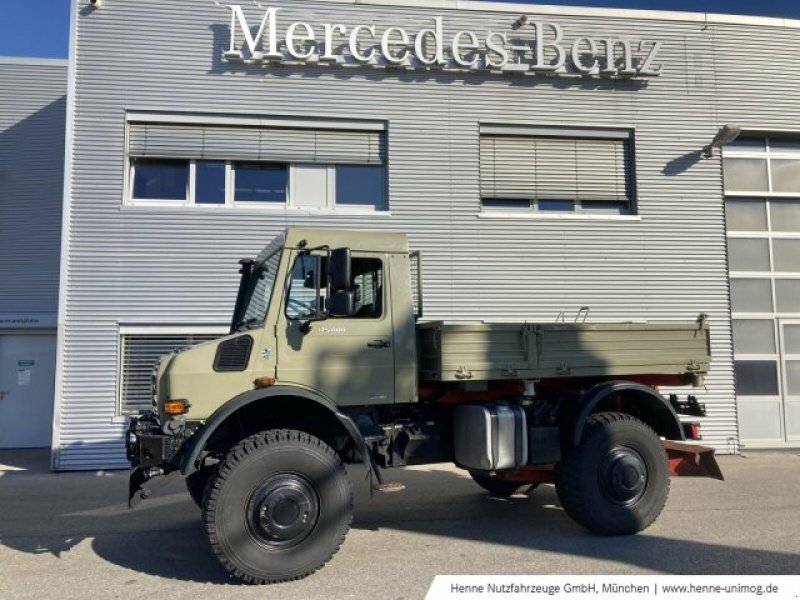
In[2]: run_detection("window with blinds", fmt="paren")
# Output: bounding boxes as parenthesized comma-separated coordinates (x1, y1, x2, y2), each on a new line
(119, 333, 222, 414)
(480, 131, 635, 214)
(126, 121, 387, 211)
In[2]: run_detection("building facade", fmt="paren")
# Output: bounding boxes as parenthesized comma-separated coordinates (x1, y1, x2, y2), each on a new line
(0, 58, 67, 450)
(4, 0, 800, 467)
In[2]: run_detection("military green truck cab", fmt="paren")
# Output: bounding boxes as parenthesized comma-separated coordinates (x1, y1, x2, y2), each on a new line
(127, 227, 722, 584)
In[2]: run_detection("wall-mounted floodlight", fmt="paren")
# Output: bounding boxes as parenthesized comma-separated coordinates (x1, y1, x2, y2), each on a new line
(513, 15, 528, 29)
(89, 0, 103, 7)
(703, 124, 741, 158)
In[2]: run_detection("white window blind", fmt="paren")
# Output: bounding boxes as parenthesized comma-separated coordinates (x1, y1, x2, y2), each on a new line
(480, 133, 634, 208)
(119, 333, 221, 414)
(129, 122, 385, 165)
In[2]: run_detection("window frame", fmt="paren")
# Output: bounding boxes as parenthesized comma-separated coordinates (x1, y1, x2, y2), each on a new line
(126, 158, 388, 213)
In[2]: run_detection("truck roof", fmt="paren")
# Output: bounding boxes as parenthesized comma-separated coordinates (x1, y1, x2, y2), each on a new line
(283, 228, 409, 254)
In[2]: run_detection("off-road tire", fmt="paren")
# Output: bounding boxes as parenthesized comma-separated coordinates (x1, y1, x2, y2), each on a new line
(470, 473, 539, 497)
(555, 412, 669, 536)
(185, 466, 214, 508)
(202, 429, 353, 584)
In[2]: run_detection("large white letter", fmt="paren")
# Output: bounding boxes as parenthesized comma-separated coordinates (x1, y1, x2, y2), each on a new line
(601, 39, 634, 75)
(286, 22, 316, 60)
(534, 21, 566, 72)
(452, 30, 479, 68)
(414, 17, 445, 66)
(381, 26, 410, 65)
(570, 37, 599, 74)
(225, 5, 281, 60)
(322, 23, 347, 61)
(349, 25, 376, 63)
(485, 31, 509, 69)
(638, 40, 664, 75)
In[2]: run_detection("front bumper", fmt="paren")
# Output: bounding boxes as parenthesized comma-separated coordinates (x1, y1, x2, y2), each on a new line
(126, 412, 183, 507)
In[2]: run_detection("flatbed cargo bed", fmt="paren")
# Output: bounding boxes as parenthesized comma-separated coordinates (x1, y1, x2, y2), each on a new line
(417, 320, 711, 383)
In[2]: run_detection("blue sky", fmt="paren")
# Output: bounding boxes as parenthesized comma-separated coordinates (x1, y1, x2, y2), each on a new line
(2, 0, 800, 59)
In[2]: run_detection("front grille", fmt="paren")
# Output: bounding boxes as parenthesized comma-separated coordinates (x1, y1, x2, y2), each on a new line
(213, 335, 253, 372)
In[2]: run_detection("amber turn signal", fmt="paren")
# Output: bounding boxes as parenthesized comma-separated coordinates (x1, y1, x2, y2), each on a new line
(163, 399, 190, 415)
(254, 376, 276, 389)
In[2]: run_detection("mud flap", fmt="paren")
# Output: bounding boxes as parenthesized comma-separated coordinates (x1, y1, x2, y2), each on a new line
(663, 440, 724, 480)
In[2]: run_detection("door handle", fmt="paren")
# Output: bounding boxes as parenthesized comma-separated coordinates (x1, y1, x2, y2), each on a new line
(367, 340, 390, 349)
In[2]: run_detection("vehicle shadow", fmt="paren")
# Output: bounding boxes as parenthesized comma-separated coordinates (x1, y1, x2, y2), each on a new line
(1, 462, 797, 585)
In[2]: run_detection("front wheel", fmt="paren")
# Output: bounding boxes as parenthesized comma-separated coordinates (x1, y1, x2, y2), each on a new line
(203, 429, 353, 584)
(555, 412, 669, 535)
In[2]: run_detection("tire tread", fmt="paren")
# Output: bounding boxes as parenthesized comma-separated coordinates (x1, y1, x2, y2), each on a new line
(202, 428, 352, 584)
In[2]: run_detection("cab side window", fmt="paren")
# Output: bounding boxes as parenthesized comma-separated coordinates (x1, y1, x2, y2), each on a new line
(284, 256, 383, 320)
(285, 254, 322, 320)
(348, 258, 383, 319)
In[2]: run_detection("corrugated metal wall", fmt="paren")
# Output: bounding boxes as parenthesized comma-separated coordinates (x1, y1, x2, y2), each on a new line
(58, 0, 800, 468)
(0, 59, 67, 316)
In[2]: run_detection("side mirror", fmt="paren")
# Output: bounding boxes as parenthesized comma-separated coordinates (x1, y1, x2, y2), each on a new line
(329, 248, 352, 290)
(328, 290, 356, 317)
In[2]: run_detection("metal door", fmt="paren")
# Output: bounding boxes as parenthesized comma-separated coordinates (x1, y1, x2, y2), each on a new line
(276, 251, 395, 406)
(0, 334, 56, 448)
(779, 320, 800, 442)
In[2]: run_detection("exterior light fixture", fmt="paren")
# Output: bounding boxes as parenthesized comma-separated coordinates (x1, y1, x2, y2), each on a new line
(703, 124, 741, 158)
(89, 0, 103, 7)
(513, 15, 529, 29)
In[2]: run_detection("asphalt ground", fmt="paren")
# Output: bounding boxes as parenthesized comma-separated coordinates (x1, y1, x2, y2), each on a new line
(0, 450, 798, 600)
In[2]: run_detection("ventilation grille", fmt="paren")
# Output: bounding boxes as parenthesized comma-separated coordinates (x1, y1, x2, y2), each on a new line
(213, 335, 253, 372)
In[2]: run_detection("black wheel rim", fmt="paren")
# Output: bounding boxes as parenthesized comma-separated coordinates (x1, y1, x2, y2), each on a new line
(598, 446, 648, 506)
(246, 473, 320, 549)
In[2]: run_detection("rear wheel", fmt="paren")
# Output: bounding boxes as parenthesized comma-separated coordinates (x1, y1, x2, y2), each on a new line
(469, 472, 539, 497)
(555, 412, 669, 535)
(203, 429, 353, 584)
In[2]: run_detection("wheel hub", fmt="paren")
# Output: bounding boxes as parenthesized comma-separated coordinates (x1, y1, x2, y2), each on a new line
(247, 474, 319, 548)
(599, 447, 648, 506)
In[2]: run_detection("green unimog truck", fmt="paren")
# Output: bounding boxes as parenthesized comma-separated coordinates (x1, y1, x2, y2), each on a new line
(126, 227, 722, 584)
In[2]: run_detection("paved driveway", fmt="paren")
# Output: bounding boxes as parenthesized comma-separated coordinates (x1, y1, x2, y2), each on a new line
(0, 451, 798, 600)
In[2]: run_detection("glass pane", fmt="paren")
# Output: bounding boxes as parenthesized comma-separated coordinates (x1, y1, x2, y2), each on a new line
(195, 161, 226, 204)
(727, 137, 766, 151)
(723, 157, 769, 193)
(132, 159, 188, 200)
(234, 163, 287, 203)
(538, 200, 576, 212)
(285, 255, 321, 320)
(730, 278, 773, 313)
(727, 238, 770, 272)
(770, 200, 800, 232)
(734, 360, 779, 395)
(725, 199, 767, 231)
(351, 258, 383, 319)
(784, 325, 800, 354)
(775, 280, 800, 313)
(482, 198, 531, 210)
(786, 361, 800, 395)
(771, 159, 800, 193)
(772, 239, 800, 272)
(769, 139, 800, 154)
(732, 319, 776, 354)
(335, 165, 386, 209)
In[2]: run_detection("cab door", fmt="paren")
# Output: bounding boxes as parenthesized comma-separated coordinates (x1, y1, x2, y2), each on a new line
(275, 251, 395, 406)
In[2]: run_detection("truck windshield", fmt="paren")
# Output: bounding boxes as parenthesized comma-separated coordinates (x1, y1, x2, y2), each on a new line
(237, 236, 284, 329)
